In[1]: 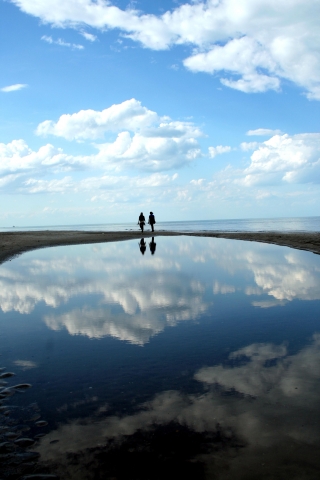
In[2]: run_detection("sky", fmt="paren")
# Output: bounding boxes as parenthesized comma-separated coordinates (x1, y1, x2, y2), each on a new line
(1, 0, 320, 227)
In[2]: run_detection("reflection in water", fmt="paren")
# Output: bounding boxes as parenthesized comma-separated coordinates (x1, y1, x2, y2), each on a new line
(139, 238, 147, 255)
(0, 238, 319, 336)
(13, 359, 38, 370)
(43, 270, 208, 344)
(1, 237, 320, 478)
(35, 335, 320, 479)
(149, 237, 156, 255)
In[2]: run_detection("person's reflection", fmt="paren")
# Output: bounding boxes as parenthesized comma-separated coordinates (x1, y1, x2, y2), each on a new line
(149, 237, 156, 255)
(139, 239, 147, 255)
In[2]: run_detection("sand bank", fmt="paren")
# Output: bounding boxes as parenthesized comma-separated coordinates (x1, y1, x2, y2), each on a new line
(0, 230, 319, 264)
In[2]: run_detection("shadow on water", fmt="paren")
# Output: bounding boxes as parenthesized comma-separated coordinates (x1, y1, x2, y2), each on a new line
(56, 422, 242, 480)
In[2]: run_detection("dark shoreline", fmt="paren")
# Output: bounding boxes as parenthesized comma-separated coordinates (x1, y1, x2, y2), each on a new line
(0, 230, 319, 265)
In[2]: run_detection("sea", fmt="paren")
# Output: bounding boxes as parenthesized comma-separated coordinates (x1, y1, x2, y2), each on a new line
(1, 215, 319, 233)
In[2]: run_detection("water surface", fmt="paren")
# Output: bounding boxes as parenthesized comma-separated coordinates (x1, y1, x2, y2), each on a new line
(1, 236, 320, 479)
(1, 215, 319, 232)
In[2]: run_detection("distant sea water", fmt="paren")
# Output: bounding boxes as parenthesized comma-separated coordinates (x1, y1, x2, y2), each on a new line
(1, 216, 319, 233)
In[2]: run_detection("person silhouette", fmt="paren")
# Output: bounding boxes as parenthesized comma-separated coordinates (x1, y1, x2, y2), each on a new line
(148, 211, 156, 232)
(138, 212, 145, 232)
(149, 237, 156, 255)
(139, 238, 147, 255)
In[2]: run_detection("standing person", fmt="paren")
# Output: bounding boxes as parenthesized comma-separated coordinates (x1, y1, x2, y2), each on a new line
(138, 212, 145, 232)
(148, 211, 156, 232)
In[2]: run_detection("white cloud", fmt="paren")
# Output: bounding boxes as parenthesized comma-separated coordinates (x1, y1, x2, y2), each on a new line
(10, 0, 320, 98)
(246, 128, 283, 136)
(41, 35, 53, 43)
(240, 141, 259, 151)
(93, 126, 202, 171)
(22, 172, 178, 195)
(80, 31, 97, 42)
(0, 139, 71, 175)
(36, 99, 159, 140)
(187, 130, 320, 201)
(0, 101, 204, 179)
(41, 35, 84, 49)
(1, 83, 27, 92)
(32, 100, 204, 172)
(0, 142, 184, 199)
(184, 36, 280, 93)
(220, 73, 280, 93)
(208, 145, 231, 158)
(241, 133, 320, 186)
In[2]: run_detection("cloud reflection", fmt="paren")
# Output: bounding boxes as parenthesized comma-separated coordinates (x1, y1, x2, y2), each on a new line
(0, 238, 320, 346)
(13, 359, 38, 370)
(43, 273, 208, 344)
(36, 334, 320, 477)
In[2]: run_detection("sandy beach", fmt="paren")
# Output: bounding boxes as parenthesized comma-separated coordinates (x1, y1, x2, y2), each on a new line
(0, 229, 319, 264)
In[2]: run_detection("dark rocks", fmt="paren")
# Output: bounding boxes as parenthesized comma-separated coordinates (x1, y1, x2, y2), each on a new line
(14, 437, 36, 447)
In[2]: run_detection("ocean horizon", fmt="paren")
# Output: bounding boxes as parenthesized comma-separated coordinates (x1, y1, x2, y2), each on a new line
(1, 216, 319, 233)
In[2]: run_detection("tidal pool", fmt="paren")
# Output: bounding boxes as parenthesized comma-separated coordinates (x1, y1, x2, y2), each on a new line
(1, 236, 320, 479)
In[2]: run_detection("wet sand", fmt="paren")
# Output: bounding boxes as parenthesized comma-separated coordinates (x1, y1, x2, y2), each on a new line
(0, 230, 319, 264)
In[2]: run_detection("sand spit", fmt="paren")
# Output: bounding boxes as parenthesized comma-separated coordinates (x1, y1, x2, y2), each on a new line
(0, 230, 319, 264)
(187, 231, 320, 255)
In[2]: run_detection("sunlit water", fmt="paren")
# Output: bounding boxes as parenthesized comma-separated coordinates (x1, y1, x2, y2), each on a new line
(1, 236, 320, 479)
(1, 215, 320, 232)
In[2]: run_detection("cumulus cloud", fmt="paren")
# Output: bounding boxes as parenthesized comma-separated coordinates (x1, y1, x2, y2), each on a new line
(0, 144, 183, 200)
(31, 100, 204, 172)
(241, 133, 320, 186)
(184, 36, 280, 93)
(189, 130, 320, 196)
(9, 0, 320, 98)
(246, 128, 283, 136)
(93, 127, 202, 171)
(0, 101, 204, 180)
(36, 99, 159, 140)
(208, 145, 231, 158)
(1, 83, 27, 92)
(41, 35, 84, 49)
(0, 139, 72, 176)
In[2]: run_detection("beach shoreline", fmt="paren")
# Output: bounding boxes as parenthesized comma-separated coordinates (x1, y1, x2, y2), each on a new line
(0, 230, 319, 264)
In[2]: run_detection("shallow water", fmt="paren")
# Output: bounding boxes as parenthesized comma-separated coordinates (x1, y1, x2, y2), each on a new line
(1, 236, 320, 479)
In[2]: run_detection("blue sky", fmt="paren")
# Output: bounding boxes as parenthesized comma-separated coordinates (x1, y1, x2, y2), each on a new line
(1, 0, 320, 226)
